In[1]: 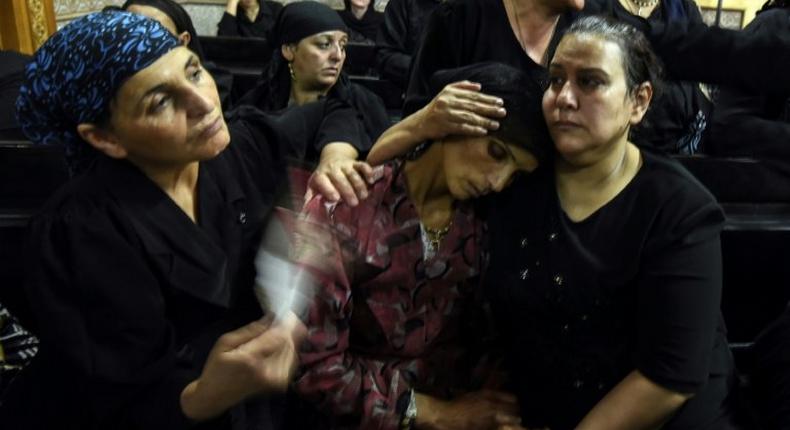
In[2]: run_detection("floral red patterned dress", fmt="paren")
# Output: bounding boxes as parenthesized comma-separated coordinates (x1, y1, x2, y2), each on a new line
(294, 162, 492, 430)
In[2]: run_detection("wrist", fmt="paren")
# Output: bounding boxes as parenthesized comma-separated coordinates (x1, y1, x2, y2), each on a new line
(180, 378, 237, 422)
(411, 107, 435, 142)
(414, 392, 443, 430)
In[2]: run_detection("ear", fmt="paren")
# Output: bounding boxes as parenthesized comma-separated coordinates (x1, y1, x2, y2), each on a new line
(629, 82, 653, 126)
(76, 123, 128, 159)
(178, 31, 191, 47)
(281, 44, 295, 62)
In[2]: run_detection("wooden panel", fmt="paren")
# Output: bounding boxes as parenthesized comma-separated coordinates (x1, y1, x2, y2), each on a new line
(0, 0, 55, 54)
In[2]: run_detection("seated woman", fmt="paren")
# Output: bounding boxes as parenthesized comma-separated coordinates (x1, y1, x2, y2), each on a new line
(238, 1, 390, 148)
(362, 15, 738, 430)
(120, 0, 235, 109)
(339, 0, 383, 44)
(0, 11, 367, 429)
(294, 63, 553, 430)
(217, 0, 281, 39)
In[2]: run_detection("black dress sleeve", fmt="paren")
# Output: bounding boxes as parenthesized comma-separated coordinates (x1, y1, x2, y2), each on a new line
(375, 0, 413, 88)
(217, 11, 240, 37)
(402, 4, 465, 115)
(19, 205, 198, 428)
(635, 184, 725, 393)
(641, 18, 790, 93)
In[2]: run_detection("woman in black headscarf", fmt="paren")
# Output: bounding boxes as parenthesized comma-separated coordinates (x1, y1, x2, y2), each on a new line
(238, 1, 389, 151)
(120, 0, 235, 109)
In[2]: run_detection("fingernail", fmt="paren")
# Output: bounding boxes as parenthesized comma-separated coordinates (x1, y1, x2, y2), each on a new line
(361, 191, 368, 199)
(498, 107, 507, 115)
(496, 98, 504, 106)
(330, 193, 339, 201)
(491, 121, 500, 130)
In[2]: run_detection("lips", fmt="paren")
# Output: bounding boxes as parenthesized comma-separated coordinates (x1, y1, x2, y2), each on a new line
(199, 115, 223, 139)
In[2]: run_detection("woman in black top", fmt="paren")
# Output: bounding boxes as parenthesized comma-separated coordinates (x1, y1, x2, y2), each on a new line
(1, 11, 366, 429)
(217, 0, 281, 39)
(120, 0, 236, 110)
(238, 1, 389, 150)
(484, 17, 736, 429)
(339, 0, 384, 44)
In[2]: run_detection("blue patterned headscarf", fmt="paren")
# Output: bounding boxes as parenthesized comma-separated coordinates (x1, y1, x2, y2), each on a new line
(16, 11, 178, 173)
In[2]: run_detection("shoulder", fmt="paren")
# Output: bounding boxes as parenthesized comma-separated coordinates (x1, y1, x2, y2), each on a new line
(637, 149, 724, 244)
(747, 8, 790, 32)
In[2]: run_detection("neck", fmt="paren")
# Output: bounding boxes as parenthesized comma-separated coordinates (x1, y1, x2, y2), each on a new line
(556, 137, 631, 192)
(403, 143, 455, 229)
(136, 160, 201, 222)
(350, 4, 367, 19)
(507, 0, 562, 64)
(289, 83, 327, 106)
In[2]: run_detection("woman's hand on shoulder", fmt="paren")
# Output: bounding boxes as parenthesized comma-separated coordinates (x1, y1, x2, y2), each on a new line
(180, 315, 306, 421)
(309, 142, 376, 207)
(417, 81, 507, 141)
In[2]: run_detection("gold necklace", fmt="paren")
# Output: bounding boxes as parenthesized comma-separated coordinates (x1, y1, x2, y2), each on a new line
(626, 0, 659, 17)
(422, 220, 453, 252)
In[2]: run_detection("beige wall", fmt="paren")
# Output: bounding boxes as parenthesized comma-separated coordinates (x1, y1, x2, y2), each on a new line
(695, 0, 763, 28)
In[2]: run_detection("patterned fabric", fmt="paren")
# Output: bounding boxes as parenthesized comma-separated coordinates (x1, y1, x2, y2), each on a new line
(0, 303, 39, 393)
(295, 164, 493, 430)
(16, 11, 177, 172)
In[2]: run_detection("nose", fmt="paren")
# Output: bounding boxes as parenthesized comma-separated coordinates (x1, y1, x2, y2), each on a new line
(183, 85, 215, 119)
(329, 43, 344, 63)
(555, 81, 578, 110)
(488, 167, 515, 194)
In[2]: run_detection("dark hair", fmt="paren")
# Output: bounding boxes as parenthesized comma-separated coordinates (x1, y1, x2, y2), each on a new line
(563, 15, 664, 100)
(427, 62, 554, 164)
(120, 0, 206, 60)
(759, 0, 790, 12)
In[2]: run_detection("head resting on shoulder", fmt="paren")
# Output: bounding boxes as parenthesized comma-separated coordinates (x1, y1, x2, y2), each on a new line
(419, 62, 553, 200)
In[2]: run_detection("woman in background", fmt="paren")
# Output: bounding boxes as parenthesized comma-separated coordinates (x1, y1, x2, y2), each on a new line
(339, 0, 384, 44)
(238, 1, 390, 148)
(218, 0, 281, 39)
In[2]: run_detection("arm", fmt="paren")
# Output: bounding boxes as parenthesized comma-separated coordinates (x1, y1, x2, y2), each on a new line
(575, 370, 691, 430)
(217, 0, 240, 36)
(578, 188, 725, 429)
(367, 81, 506, 165)
(375, 0, 413, 88)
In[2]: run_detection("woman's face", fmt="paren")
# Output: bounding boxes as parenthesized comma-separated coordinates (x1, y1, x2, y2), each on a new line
(96, 47, 229, 168)
(442, 136, 539, 200)
(284, 31, 348, 91)
(349, 0, 371, 10)
(542, 34, 647, 166)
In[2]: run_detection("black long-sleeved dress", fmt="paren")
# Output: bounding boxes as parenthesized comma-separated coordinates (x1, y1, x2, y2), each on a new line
(0, 101, 363, 430)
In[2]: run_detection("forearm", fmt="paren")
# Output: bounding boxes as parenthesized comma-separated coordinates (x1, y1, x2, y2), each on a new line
(225, 0, 239, 15)
(576, 370, 691, 430)
(367, 108, 430, 165)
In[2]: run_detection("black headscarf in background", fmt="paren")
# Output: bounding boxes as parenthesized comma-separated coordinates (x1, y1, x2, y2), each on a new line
(120, 0, 206, 60)
(238, 1, 348, 111)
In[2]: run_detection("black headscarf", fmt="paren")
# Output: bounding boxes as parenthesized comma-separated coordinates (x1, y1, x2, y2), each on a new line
(121, 0, 206, 60)
(274, 1, 347, 46)
(429, 62, 553, 164)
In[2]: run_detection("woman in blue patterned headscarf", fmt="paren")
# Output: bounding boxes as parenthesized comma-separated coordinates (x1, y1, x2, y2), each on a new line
(4, 10, 368, 429)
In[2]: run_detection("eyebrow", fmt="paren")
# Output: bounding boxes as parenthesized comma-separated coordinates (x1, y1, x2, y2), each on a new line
(137, 54, 198, 107)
